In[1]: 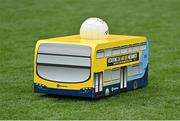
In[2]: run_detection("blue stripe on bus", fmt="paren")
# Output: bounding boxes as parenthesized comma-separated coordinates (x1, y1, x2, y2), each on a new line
(34, 84, 94, 98)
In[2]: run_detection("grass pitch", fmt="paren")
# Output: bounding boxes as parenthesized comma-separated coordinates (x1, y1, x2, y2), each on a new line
(0, 0, 180, 119)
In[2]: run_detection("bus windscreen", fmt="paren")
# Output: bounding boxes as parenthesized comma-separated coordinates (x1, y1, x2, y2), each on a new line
(36, 43, 91, 83)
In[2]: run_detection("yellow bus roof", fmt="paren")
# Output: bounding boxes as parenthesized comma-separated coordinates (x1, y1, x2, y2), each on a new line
(39, 34, 146, 47)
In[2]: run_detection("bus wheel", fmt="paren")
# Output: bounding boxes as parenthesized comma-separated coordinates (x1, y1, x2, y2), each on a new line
(105, 88, 110, 96)
(133, 81, 138, 89)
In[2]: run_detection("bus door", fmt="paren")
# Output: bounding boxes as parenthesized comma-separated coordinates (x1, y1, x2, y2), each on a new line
(94, 72, 103, 93)
(120, 67, 127, 89)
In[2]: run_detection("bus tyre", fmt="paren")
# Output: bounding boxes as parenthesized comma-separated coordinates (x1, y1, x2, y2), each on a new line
(133, 81, 138, 89)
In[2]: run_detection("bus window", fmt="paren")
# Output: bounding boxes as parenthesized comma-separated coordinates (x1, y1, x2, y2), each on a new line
(104, 48, 112, 57)
(127, 46, 133, 53)
(96, 50, 104, 58)
(120, 46, 128, 54)
(132, 45, 140, 52)
(104, 69, 111, 82)
(112, 68, 120, 80)
(140, 43, 146, 50)
(112, 47, 120, 56)
(127, 63, 143, 77)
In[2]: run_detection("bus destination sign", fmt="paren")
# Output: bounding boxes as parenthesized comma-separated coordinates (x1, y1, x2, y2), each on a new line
(107, 53, 139, 66)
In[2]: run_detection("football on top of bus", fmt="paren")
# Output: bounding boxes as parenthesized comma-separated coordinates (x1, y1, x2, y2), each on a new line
(34, 17, 149, 98)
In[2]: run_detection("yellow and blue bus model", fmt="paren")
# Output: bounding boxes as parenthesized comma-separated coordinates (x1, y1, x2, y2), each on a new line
(34, 35, 148, 98)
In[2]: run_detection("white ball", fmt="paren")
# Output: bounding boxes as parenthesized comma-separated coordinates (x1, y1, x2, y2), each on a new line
(80, 17, 109, 40)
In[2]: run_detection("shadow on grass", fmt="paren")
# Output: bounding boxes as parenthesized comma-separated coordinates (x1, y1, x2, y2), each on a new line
(39, 93, 113, 102)
(36, 84, 151, 102)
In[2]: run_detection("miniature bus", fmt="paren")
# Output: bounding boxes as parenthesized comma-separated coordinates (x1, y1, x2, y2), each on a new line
(34, 35, 148, 98)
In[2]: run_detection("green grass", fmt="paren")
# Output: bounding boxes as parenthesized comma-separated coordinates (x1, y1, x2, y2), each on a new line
(0, 0, 180, 119)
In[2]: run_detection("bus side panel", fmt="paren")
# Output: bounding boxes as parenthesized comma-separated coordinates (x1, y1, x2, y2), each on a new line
(100, 40, 149, 97)
(127, 40, 149, 88)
